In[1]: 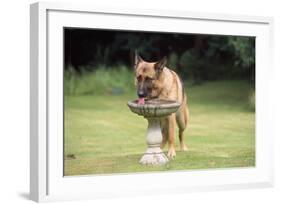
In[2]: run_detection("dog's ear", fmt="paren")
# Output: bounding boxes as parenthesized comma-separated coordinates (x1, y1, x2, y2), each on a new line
(154, 57, 167, 73)
(134, 50, 143, 68)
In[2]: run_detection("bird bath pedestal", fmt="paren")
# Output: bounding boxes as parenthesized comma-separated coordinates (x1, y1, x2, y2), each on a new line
(127, 99, 180, 165)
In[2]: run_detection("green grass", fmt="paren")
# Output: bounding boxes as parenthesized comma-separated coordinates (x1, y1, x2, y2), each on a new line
(64, 80, 255, 176)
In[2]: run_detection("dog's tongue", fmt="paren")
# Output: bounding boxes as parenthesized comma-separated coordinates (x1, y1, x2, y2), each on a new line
(138, 97, 145, 105)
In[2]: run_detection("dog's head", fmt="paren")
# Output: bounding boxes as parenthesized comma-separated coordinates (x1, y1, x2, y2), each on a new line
(134, 52, 167, 100)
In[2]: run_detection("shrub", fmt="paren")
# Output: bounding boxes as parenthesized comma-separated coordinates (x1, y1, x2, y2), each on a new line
(64, 65, 135, 96)
(179, 50, 198, 79)
(167, 52, 179, 70)
(179, 50, 206, 83)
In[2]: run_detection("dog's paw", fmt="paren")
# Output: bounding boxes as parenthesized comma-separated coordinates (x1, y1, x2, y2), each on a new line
(180, 143, 188, 151)
(167, 148, 176, 159)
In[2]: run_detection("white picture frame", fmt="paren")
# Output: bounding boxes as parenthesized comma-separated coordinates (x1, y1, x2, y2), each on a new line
(30, 1, 274, 202)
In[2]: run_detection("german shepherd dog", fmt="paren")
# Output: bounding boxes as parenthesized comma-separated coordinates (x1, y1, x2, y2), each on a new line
(134, 53, 189, 158)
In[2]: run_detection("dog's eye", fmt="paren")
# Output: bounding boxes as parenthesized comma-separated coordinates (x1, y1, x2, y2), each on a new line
(137, 75, 142, 81)
(145, 77, 153, 81)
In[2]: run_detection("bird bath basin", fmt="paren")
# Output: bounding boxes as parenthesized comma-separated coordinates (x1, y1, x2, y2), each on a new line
(127, 99, 180, 165)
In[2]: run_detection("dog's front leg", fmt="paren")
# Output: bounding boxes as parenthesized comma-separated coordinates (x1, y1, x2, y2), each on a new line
(160, 122, 167, 149)
(167, 114, 176, 159)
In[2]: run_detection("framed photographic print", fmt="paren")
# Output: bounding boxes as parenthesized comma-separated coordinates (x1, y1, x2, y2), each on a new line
(30, 2, 274, 202)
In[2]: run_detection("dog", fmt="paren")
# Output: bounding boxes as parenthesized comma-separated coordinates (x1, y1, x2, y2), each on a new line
(134, 52, 189, 158)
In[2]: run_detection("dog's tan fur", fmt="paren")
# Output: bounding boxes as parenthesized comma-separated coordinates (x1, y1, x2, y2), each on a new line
(134, 54, 189, 158)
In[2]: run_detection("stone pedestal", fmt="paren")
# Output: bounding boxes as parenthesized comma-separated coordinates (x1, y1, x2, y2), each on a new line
(139, 118, 169, 165)
(127, 99, 180, 166)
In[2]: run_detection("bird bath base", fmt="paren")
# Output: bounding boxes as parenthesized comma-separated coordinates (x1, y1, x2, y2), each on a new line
(139, 118, 169, 165)
(127, 99, 180, 166)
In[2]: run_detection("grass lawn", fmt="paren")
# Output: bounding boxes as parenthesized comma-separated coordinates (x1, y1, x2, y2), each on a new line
(64, 80, 255, 176)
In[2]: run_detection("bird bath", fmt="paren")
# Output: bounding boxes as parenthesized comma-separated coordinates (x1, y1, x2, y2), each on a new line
(127, 99, 180, 165)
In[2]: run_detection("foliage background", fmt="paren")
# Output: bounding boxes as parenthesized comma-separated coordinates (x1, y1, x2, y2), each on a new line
(64, 28, 255, 84)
